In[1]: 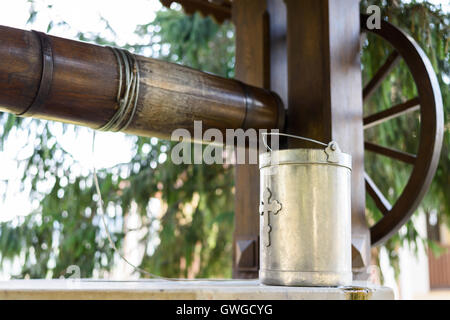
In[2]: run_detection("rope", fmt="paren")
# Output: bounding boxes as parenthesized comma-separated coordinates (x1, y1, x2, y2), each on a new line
(98, 47, 140, 132)
(91, 131, 227, 281)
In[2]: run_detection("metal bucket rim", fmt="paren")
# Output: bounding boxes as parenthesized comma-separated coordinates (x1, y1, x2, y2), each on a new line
(259, 148, 352, 170)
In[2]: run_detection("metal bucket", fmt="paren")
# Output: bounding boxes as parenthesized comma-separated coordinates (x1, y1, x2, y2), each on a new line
(259, 136, 352, 286)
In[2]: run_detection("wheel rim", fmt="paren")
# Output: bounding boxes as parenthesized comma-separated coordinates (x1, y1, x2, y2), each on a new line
(361, 14, 444, 246)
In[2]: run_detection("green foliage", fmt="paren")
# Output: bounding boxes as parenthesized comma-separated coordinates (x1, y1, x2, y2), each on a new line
(136, 9, 235, 77)
(0, 1, 448, 280)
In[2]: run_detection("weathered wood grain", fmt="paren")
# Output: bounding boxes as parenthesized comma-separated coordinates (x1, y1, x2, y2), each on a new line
(0, 25, 283, 139)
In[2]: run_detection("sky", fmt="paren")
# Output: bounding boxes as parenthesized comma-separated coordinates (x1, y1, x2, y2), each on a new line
(0, 0, 162, 44)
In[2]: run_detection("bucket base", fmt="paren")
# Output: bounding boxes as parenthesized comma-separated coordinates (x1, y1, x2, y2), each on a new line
(260, 269, 352, 287)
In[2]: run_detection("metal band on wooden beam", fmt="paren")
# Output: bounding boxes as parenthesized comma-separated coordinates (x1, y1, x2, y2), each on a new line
(17, 30, 54, 117)
(238, 79, 285, 131)
(98, 47, 140, 132)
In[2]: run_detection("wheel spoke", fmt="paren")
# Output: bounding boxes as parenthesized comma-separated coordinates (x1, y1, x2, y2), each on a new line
(364, 97, 420, 129)
(364, 172, 392, 216)
(365, 141, 416, 164)
(363, 51, 400, 103)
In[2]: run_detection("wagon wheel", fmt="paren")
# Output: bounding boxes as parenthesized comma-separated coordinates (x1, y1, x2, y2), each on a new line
(360, 14, 444, 246)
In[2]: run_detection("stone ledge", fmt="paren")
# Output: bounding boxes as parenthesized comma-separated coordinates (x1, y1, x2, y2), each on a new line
(0, 279, 394, 300)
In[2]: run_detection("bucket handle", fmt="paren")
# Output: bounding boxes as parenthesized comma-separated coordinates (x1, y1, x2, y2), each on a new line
(261, 132, 342, 163)
(261, 132, 328, 152)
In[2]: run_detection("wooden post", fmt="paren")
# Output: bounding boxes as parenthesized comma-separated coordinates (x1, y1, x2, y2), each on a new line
(233, 0, 370, 278)
(232, 0, 269, 278)
(283, 0, 370, 275)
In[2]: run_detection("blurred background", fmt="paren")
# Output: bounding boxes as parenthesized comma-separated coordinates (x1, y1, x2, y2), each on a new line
(0, 0, 448, 300)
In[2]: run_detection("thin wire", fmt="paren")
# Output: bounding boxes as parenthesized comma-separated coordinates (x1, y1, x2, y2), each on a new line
(261, 132, 328, 152)
(91, 131, 227, 282)
(98, 47, 140, 132)
(92, 131, 168, 280)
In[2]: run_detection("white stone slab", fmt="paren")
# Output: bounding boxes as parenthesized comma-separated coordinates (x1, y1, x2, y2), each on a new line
(0, 279, 394, 300)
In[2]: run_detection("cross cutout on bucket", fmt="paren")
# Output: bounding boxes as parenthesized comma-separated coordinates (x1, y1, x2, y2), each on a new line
(260, 188, 282, 247)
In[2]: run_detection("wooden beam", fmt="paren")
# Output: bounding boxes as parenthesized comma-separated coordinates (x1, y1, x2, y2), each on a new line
(0, 25, 282, 140)
(160, 0, 232, 24)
